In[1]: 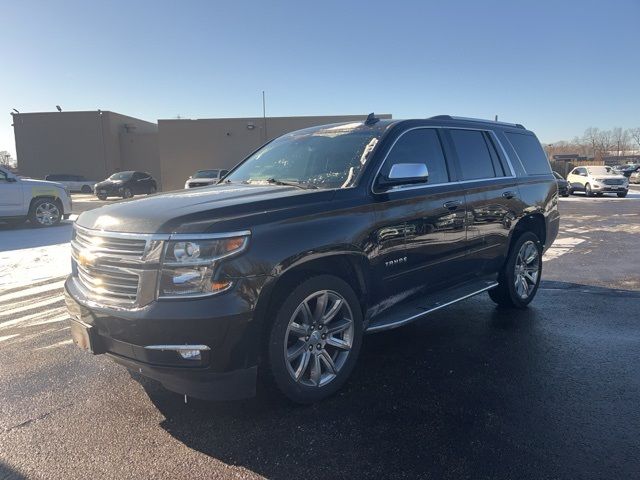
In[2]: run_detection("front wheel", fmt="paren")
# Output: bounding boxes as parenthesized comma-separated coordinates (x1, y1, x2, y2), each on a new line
(585, 183, 593, 197)
(489, 231, 542, 309)
(122, 188, 133, 199)
(265, 275, 363, 404)
(29, 198, 62, 227)
(617, 191, 628, 198)
(97, 194, 107, 201)
(148, 185, 157, 195)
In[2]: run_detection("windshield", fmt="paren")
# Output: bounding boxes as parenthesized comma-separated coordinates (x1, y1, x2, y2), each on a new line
(193, 170, 219, 178)
(109, 172, 133, 181)
(587, 166, 614, 175)
(225, 123, 384, 189)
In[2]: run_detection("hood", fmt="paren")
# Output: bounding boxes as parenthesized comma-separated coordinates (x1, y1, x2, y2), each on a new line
(591, 174, 626, 180)
(96, 179, 124, 187)
(76, 183, 336, 234)
(186, 177, 217, 184)
(20, 178, 65, 190)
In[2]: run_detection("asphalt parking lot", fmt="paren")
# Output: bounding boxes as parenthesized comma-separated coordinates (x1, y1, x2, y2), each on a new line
(1, 188, 639, 479)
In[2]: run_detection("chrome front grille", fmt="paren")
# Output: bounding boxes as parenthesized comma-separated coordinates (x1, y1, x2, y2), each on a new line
(71, 225, 165, 308)
(73, 227, 147, 261)
(603, 179, 624, 185)
(76, 263, 140, 303)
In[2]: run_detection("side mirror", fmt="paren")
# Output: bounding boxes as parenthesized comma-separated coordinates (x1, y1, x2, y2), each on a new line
(378, 163, 429, 189)
(6, 176, 17, 183)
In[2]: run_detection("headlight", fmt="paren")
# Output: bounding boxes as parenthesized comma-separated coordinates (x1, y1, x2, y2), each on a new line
(595, 178, 605, 182)
(158, 234, 249, 298)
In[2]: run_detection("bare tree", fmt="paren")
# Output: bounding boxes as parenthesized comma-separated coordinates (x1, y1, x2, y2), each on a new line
(611, 127, 630, 156)
(596, 130, 614, 158)
(583, 127, 600, 157)
(629, 128, 640, 151)
(0, 150, 16, 168)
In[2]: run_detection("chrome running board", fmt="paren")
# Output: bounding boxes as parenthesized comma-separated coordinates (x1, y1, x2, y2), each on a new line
(366, 279, 498, 333)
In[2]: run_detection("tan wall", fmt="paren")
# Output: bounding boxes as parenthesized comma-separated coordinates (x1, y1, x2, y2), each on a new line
(158, 114, 392, 191)
(119, 132, 161, 185)
(13, 111, 158, 182)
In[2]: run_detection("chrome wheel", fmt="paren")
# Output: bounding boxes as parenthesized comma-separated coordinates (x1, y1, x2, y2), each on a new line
(34, 202, 60, 226)
(514, 240, 540, 299)
(284, 290, 354, 387)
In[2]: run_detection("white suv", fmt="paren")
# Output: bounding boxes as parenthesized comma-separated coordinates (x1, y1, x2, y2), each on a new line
(0, 166, 73, 227)
(184, 169, 229, 189)
(567, 166, 629, 198)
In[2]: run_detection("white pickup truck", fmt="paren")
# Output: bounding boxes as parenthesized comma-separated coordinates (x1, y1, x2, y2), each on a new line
(0, 166, 73, 227)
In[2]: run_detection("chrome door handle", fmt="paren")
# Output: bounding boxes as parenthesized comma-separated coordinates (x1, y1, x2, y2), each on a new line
(502, 191, 516, 199)
(443, 200, 462, 210)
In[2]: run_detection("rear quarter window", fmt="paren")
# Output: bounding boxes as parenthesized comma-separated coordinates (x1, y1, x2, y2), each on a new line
(505, 132, 551, 175)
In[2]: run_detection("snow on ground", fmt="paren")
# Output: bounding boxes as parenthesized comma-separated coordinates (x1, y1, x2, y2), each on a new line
(0, 221, 74, 290)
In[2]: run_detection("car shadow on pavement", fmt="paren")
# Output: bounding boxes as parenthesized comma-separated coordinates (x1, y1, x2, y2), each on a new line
(133, 293, 592, 479)
(0, 461, 27, 480)
(0, 221, 73, 252)
(134, 282, 640, 479)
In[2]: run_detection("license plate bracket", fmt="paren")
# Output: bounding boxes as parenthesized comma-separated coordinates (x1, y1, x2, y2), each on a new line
(70, 319, 98, 354)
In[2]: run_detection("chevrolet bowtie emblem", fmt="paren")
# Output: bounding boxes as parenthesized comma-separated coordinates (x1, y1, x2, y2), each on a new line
(77, 249, 97, 267)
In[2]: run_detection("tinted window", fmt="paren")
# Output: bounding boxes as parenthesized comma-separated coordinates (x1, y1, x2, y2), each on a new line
(449, 129, 498, 180)
(505, 132, 551, 175)
(220, 170, 229, 176)
(379, 129, 449, 185)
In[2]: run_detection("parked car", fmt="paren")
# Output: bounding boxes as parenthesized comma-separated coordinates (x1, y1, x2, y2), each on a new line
(629, 170, 640, 184)
(65, 115, 559, 404)
(184, 169, 229, 189)
(0, 165, 72, 227)
(94, 171, 157, 200)
(567, 166, 628, 197)
(617, 164, 640, 178)
(45, 174, 96, 193)
(553, 171, 570, 197)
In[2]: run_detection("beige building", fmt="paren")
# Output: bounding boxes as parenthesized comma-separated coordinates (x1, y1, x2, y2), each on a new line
(12, 110, 159, 183)
(158, 114, 392, 191)
(13, 111, 391, 191)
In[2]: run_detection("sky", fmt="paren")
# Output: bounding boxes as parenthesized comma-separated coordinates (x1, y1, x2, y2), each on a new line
(1, 0, 639, 158)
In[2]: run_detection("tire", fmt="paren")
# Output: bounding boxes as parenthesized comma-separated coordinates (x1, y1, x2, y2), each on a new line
(596, 192, 603, 197)
(28, 198, 62, 227)
(81, 185, 92, 194)
(617, 192, 628, 198)
(148, 185, 157, 195)
(488, 231, 542, 309)
(122, 188, 133, 199)
(568, 188, 574, 196)
(585, 183, 593, 197)
(97, 194, 107, 201)
(264, 274, 363, 404)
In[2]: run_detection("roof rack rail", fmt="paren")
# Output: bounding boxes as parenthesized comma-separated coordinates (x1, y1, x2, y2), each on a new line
(428, 115, 525, 129)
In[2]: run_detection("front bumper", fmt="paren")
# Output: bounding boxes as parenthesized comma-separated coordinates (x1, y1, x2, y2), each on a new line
(64, 275, 268, 400)
(592, 184, 628, 193)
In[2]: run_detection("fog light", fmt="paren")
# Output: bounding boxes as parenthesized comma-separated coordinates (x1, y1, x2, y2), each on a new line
(177, 349, 202, 360)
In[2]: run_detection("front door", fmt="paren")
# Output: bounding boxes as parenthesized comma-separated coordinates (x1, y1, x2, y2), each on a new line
(371, 127, 468, 300)
(0, 170, 24, 217)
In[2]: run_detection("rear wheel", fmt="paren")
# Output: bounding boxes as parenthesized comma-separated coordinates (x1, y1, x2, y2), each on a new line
(489, 231, 542, 309)
(29, 198, 62, 227)
(81, 185, 92, 194)
(265, 275, 363, 404)
(122, 188, 133, 199)
(148, 185, 157, 195)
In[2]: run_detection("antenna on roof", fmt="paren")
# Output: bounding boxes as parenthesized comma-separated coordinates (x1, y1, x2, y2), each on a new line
(364, 112, 379, 126)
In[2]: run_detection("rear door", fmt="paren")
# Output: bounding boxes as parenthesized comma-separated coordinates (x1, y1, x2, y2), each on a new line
(371, 127, 468, 297)
(443, 128, 521, 276)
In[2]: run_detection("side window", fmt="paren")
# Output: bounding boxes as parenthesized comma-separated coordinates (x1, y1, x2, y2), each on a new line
(0, 170, 8, 182)
(379, 129, 449, 185)
(448, 129, 499, 180)
(220, 170, 229, 177)
(505, 132, 551, 175)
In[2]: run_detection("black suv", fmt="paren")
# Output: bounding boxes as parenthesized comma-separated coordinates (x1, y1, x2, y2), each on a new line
(94, 171, 157, 200)
(65, 115, 559, 404)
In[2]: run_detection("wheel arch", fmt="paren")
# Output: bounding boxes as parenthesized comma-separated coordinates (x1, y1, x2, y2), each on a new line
(28, 195, 64, 215)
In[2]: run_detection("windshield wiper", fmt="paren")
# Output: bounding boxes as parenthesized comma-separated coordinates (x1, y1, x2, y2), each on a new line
(265, 178, 318, 190)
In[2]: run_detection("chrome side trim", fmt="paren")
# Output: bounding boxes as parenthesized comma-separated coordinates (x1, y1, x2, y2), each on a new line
(371, 126, 518, 195)
(144, 344, 211, 351)
(366, 282, 499, 333)
(168, 230, 251, 241)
